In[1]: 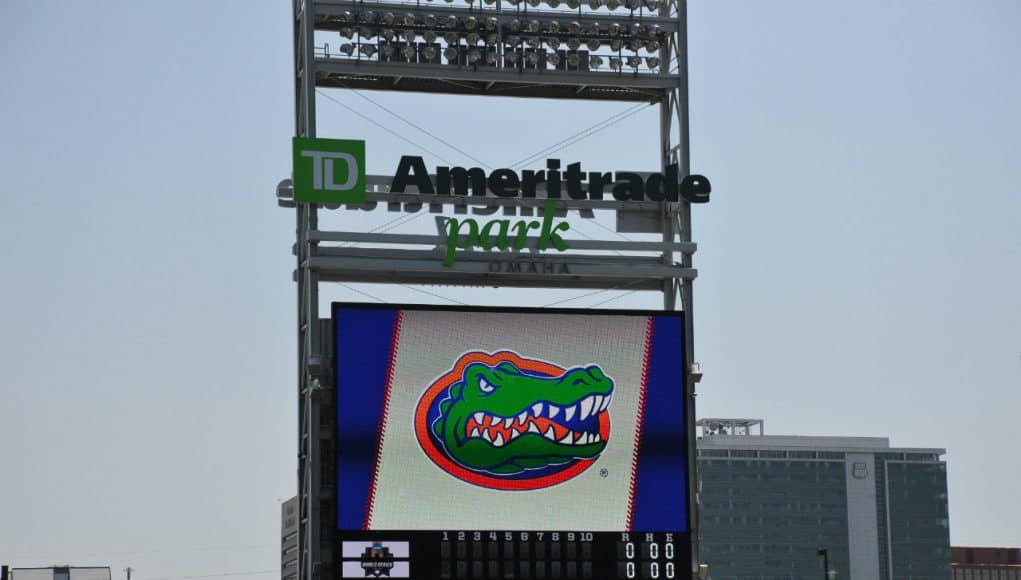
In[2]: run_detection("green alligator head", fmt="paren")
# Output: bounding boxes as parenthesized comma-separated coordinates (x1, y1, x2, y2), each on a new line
(430, 356, 615, 475)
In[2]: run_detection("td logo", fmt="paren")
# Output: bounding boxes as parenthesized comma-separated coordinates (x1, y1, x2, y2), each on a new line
(292, 137, 366, 204)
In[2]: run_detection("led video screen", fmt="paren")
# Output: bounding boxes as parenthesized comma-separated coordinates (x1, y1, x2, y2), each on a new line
(333, 303, 690, 579)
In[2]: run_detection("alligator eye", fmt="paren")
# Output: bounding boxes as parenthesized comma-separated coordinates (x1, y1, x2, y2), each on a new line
(479, 377, 495, 393)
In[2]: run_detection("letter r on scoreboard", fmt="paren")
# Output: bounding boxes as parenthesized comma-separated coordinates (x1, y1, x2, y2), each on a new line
(293, 137, 366, 204)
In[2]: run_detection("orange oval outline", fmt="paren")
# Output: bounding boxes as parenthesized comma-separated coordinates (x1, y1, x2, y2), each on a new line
(414, 351, 610, 491)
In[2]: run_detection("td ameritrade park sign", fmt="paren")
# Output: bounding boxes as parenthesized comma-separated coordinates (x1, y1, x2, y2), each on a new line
(292, 137, 711, 266)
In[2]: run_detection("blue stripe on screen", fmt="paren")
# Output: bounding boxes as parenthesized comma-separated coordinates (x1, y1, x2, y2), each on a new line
(335, 306, 399, 530)
(631, 315, 689, 532)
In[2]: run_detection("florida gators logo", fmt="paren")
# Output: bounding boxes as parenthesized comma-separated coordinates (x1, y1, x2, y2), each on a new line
(414, 351, 614, 491)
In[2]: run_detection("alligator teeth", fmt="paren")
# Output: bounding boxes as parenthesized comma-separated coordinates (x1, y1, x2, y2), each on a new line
(528, 422, 541, 435)
(510, 429, 520, 440)
(564, 405, 576, 422)
(471, 427, 481, 438)
(601, 394, 612, 411)
(503, 417, 514, 428)
(544, 426, 556, 441)
(493, 432, 504, 447)
(592, 395, 603, 414)
(548, 405, 560, 419)
(558, 432, 573, 444)
(532, 402, 543, 417)
(473, 412, 485, 424)
(580, 396, 594, 420)
(594, 433, 601, 442)
(482, 430, 492, 443)
(518, 412, 528, 425)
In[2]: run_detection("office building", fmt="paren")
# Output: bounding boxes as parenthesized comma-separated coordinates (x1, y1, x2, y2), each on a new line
(952, 547, 1021, 579)
(697, 418, 950, 580)
(282, 496, 299, 580)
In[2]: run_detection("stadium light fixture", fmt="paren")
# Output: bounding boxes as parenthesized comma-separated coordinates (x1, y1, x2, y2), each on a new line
(586, 38, 601, 51)
(589, 55, 603, 68)
(340, 43, 355, 56)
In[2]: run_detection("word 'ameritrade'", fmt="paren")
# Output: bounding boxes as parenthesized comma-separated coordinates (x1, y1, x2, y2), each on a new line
(391, 157, 712, 203)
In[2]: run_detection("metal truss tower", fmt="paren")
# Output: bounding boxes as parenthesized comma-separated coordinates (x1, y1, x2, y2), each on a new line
(289, 0, 699, 576)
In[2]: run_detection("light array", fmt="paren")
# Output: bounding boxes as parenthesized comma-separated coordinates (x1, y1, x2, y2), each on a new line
(318, 4, 671, 73)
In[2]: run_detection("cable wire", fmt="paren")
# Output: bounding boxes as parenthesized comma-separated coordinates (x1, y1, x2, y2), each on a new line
(588, 289, 640, 308)
(316, 90, 456, 166)
(335, 84, 494, 170)
(510, 102, 651, 169)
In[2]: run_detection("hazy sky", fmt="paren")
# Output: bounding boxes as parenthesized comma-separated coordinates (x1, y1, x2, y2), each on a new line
(2, 1, 1019, 579)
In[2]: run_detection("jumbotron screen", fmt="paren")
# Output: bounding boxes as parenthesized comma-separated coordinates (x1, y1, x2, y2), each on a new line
(333, 303, 691, 580)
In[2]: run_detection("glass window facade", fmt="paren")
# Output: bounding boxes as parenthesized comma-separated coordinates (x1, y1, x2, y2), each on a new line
(884, 461, 951, 580)
(699, 457, 849, 579)
(698, 446, 951, 580)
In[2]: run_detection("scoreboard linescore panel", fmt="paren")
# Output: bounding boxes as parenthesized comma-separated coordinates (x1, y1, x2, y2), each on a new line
(333, 304, 691, 579)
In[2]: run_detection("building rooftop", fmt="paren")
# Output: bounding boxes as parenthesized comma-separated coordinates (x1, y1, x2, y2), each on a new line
(696, 418, 946, 456)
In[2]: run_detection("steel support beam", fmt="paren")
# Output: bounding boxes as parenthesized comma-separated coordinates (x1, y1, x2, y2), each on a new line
(293, 0, 701, 576)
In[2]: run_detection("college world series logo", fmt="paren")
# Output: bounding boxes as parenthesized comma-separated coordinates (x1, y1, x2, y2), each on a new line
(292, 137, 366, 204)
(414, 351, 614, 490)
